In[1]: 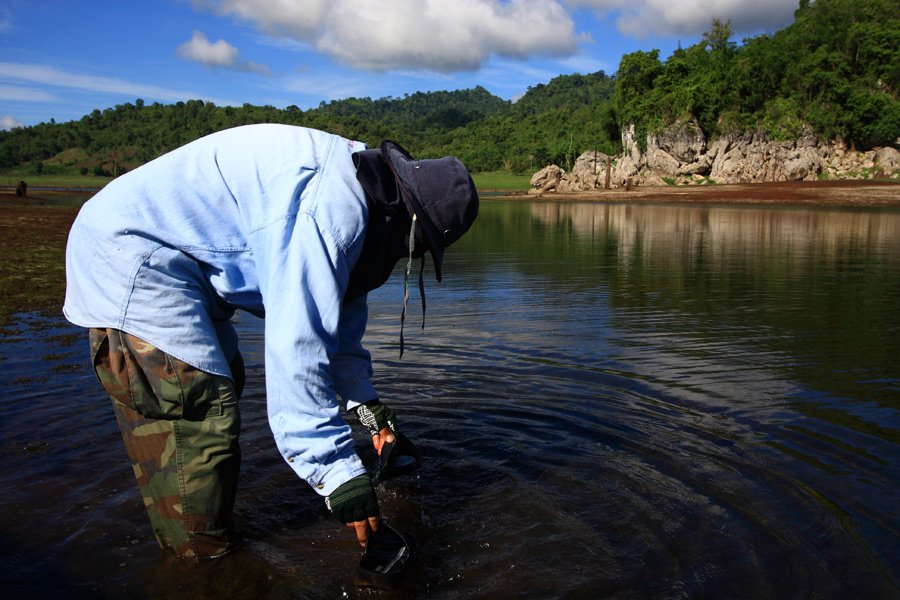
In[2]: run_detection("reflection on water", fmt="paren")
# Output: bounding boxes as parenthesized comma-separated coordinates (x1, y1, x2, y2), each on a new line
(1, 201, 898, 598)
(522, 202, 900, 403)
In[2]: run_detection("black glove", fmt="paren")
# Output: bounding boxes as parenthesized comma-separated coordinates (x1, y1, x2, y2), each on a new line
(354, 399, 398, 437)
(354, 399, 421, 481)
(325, 474, 379, 524)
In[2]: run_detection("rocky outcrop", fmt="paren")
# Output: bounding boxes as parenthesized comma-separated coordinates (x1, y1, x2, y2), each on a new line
(531, 120, 900, 193)
(529, 164, 564, 193)
(529, 152, 615, 196)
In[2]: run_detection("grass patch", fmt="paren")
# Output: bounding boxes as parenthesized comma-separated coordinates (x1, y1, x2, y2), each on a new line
(0, 173, 111, 189)
(6, 171, 536, 194)
(3, 170, 538, 197)
(472, 171, 532, 191)
(7, 171, 539, 193)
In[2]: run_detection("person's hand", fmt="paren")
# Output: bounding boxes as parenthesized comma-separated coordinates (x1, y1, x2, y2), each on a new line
(354, 399, 397, 456)
(325, 474, 380, 547)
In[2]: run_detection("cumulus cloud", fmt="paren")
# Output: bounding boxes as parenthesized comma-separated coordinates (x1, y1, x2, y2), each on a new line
(1, 115, 23, 130)
(192, 0, 579, 72)
(566, 0, 797, 38)
(176, 30, 271, 75)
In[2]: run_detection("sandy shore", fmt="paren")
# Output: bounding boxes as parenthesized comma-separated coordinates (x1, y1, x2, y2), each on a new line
(492, 179, 900, 207)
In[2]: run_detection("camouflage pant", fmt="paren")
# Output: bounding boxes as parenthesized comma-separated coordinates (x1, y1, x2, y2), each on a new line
(89, 328, 245, 560)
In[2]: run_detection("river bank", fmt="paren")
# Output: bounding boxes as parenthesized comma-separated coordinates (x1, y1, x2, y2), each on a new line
(503, 179, 900, 207)
(2, 179, 898, 326)
(0, 197, 76, 329)
(4, 178, 900, 209)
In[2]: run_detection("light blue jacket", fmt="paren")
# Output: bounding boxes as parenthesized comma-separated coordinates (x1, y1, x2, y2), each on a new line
(64, 124, 377, 495)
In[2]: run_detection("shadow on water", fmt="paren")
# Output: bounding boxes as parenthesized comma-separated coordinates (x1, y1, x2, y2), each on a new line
(1, 199, 898, 598)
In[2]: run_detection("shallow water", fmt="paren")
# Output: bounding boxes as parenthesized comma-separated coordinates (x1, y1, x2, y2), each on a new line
(1, 200, 898, 599)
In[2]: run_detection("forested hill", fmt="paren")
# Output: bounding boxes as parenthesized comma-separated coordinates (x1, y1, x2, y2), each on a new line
(0, 0, 896, 177)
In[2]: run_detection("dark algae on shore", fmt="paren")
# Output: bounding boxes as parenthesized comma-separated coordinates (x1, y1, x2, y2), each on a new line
(0, 196, 79, 332)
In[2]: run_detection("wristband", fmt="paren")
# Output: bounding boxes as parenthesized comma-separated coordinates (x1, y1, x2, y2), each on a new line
(354, 399, 398, 437)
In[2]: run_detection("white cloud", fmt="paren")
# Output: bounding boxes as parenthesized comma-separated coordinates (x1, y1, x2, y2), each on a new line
(177, 30, 238, 67)
(1, 115, 23, 130)
(0, 61, 239, 106)
(0, 85, 58, 102)
(281, 71, 375, 103)
(176, 30, 272, 75)
(567, 0, 796, 37)
(193, 0, 579, 72)
(556, 54, 616, 75)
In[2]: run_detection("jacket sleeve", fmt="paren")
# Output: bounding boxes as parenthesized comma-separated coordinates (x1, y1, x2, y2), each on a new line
(252, 210, 367, 497)
(332, 292, 378, 410)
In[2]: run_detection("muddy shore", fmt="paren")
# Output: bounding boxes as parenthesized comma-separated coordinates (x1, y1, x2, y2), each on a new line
(3, 179, 900, 208)
(493, 179, 900, 207)
(0, 193, 81, 328)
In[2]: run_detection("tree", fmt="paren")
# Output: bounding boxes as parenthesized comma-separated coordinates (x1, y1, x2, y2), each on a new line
(703, 18, 736, 65)
(614, 50, 664, 145)
(1, 0, 897, 174)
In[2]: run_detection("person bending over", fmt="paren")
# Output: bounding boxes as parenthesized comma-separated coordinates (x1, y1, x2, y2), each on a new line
(63, 124, 478, 559)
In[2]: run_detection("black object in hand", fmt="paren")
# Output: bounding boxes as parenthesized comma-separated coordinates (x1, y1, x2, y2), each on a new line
(356, 523, 413, 590)
(376, 432, 421, 482)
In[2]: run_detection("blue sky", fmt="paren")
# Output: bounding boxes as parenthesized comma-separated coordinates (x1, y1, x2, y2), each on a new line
(0, 0, 799, 130)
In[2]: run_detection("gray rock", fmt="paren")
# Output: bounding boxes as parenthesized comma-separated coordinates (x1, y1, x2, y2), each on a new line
(529, 120, 899, 192)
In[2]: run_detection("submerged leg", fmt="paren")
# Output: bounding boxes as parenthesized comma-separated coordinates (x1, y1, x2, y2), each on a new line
(90, 328, 243, 559)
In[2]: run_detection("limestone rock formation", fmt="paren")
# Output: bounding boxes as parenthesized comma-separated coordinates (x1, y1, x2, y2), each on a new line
(528, 164, 564, 195)
(531, 119, 899, 192)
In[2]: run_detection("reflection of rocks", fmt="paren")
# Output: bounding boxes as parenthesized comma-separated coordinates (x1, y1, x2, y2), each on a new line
(529, 201, 900, 266)
(533, 120, 900, 192)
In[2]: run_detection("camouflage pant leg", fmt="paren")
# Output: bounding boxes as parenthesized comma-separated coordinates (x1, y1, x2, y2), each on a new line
(89, 328, 244, 560)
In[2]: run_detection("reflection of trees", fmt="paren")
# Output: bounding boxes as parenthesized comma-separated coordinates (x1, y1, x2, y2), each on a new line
(463, 201, 900, 405)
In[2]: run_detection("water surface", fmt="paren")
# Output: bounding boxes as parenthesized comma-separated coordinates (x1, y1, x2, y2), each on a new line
(1, 200, 898, 598)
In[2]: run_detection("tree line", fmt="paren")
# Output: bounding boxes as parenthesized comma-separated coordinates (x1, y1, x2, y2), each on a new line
(616, 0, 899, 151)
(0, 0, 895, 177)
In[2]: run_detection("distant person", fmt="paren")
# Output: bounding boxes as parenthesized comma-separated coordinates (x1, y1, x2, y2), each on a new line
(63, 124, 478, 559)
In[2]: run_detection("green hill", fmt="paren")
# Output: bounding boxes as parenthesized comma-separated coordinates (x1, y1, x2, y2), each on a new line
(1, 0, 895, 178)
